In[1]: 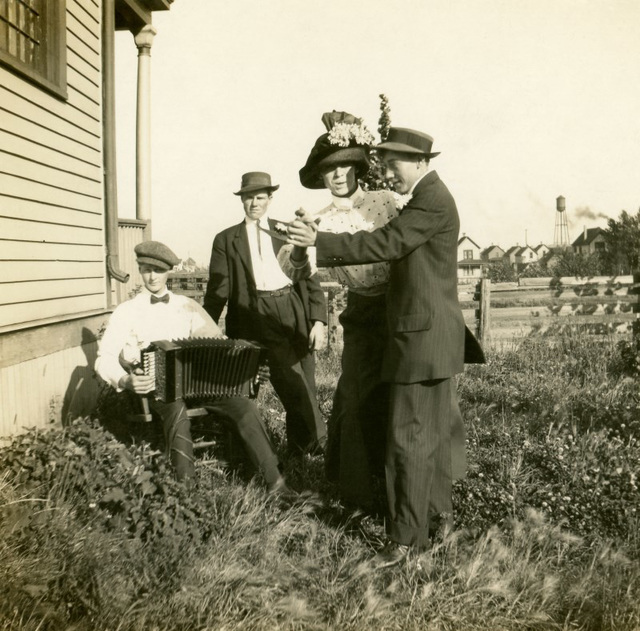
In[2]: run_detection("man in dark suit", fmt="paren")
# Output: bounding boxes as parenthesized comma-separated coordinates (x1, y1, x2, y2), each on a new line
(288, 128, 479, 566)
(204, 172, 327, 456)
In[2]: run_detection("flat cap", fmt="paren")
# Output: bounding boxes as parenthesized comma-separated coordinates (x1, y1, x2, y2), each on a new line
(135, 240, 180, 271)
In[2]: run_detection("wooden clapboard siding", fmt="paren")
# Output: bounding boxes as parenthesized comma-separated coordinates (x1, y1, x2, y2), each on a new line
(1, 154, 102, 199)
(0, 130, 101, 179)
(73, 0, 101, 30)
(1, 277, 105, 306)
(0, 115, 101, 167)
(0, 174, 103, 212)
(0, 0, 107, 334)
(0, 196, 102, 227)
(2, 260, 104, 283)
(68, 34, 100, 72)
(68, 3, 101, 51)
(0, 294, 105, 329)
(0, 341, 98, 435)
(0, 241, 103, 262)
(67, 68, 102, 112)
(0, 87, 102, 150)
(0, 69, 101, 137)
(0, 216, 104, 244)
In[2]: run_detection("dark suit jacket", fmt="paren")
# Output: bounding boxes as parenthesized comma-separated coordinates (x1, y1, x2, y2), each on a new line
(315, 171, 469, 383)
(204, 218, 327, 343)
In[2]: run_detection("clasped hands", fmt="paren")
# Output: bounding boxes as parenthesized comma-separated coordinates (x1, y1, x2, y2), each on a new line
(286, 208, 319, 248)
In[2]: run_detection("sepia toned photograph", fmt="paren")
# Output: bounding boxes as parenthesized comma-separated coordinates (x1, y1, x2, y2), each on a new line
(1, 1, 639, 629)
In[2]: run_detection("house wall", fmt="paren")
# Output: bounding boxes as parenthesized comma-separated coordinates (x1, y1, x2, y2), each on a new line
(458, 238, 482, 260)
(484, 247, 505, 260)
(0, 0, 107, 330)
(457, 238, 484, 284)
(0, 0, 109, 435)
(575, 235, 607, 255)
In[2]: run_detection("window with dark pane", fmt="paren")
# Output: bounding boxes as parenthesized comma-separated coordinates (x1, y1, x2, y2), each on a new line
(0, 0, 67, 98)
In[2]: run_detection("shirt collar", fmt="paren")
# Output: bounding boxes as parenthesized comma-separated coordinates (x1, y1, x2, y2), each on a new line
(244, 213, 270, 227)
(331, 186, 365, 211)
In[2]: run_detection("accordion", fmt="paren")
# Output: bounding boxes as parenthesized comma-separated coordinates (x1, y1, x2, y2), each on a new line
(141, 338, 267, 403)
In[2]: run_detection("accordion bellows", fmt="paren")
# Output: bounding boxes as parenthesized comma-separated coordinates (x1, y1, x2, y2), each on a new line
(142, 338, 266, 402)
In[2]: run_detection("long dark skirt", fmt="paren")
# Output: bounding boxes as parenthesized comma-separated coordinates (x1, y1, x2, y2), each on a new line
(325, 291, 389, 511)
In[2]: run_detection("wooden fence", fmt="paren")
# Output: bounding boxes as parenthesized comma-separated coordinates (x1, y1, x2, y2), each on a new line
(167, 272, 640, 350)
(469, 274, 640, 348)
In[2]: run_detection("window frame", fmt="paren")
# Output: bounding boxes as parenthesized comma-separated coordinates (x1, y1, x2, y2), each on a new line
(0, 0, 67, 99)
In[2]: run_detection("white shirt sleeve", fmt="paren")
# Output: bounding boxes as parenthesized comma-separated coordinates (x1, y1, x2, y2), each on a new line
(95, 302, 133, 390)
(183, 299, 225, 338)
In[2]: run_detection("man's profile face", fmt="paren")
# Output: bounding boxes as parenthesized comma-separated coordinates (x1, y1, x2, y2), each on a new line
(139, 263, 170, 294)
(381, 151, 423, 194)
(241, 190, 272, 221)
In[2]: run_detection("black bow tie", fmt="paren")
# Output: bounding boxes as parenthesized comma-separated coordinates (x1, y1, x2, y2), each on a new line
(150, 294, 170, 305)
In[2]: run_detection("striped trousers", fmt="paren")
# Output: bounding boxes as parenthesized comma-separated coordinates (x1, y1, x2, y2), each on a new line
(386, 377, 465, 547)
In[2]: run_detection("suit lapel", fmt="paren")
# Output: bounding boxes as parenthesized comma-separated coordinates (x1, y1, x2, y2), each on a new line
(267, 217, 284, 257)
(231, 221, 256, 284)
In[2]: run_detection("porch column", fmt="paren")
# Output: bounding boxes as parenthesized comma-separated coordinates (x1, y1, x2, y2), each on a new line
(134, 24, 157, 234)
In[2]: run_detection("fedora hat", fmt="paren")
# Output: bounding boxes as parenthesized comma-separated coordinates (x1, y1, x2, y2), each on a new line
(375, 127, 440, 158)
(234, 171, 279, 196)
(299, 111, 373, 190)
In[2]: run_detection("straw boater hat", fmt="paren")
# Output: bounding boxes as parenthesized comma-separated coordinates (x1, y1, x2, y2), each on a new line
(375, 127, 441, 159)
(299, 111, 374, 190)
(233, 171, 279, 196)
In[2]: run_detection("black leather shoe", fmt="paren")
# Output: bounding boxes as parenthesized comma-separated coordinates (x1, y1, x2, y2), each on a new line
(372, 542, 410, 569)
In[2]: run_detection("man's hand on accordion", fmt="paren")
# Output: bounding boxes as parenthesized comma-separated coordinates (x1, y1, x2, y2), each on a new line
(118, 371, 156, 395)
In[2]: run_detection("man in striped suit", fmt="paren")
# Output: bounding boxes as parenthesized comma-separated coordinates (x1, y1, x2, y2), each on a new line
(288, 127, 476, 567)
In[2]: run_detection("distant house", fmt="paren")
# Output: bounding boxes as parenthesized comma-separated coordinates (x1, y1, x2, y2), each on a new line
(504, 245, 523, 268)
(533, 243, 551, 259)
(176, 257, 198, 273)
(572, 227, 607, 255)
(504, 245, 538, 273)
(540, 248, 565, 273)
(481, 245, 506, 261)
(0, 1, 175, 437)
(457, 234, 484, 283)
(519, 245, 537, 265)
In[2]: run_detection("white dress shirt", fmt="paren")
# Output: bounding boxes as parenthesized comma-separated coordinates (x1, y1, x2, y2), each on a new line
(95, 290, 223, 390)
(279, 187, 398, 296)
(245, 215, 294, 291)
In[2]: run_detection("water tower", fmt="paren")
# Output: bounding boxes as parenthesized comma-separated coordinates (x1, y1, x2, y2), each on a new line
(553, 195, 570, 247)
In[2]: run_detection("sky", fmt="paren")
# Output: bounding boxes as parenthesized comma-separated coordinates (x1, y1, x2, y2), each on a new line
(114, 0, 640, 266)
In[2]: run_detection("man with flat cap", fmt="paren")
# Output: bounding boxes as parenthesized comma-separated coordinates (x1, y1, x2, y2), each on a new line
(288, 128, 483, 566)
(96, 240, 293, 496)
(203, 172, 328, 457)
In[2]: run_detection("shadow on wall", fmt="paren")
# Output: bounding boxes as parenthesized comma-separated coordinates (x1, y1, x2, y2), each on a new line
(61, 327, 102, 425)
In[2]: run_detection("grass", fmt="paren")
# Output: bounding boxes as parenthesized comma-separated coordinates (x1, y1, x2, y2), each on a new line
(1, 332, 639, 630)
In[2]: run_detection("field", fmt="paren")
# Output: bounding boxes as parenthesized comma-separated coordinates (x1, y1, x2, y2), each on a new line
(1, 332, 639, 630)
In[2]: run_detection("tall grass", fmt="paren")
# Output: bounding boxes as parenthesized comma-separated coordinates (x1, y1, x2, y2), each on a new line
(1, 332, 639, 630)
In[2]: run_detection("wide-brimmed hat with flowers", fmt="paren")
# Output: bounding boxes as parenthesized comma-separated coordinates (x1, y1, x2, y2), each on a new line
(299, 111, 375, 190)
